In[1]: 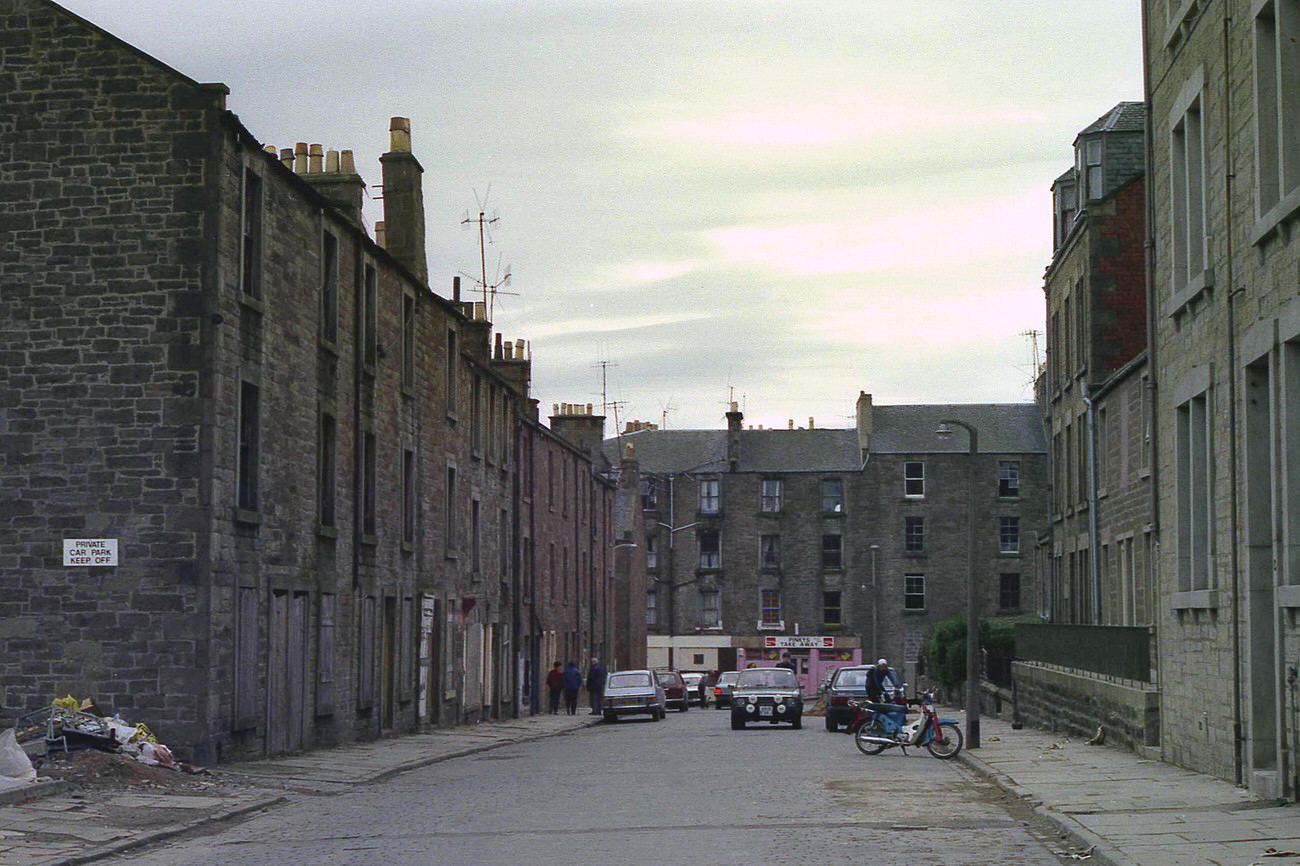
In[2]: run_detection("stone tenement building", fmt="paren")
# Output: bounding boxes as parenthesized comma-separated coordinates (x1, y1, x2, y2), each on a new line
(1017, 103, 1160, 751)
(0, 0, 619, 761)
(1043, 102, 1153, 630)
(606, 395, 1048, 696)
(1141, 0, 1300, 798)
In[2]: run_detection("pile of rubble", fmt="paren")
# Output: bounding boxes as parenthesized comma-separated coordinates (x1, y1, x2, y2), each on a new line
(3, 697, 207, 795)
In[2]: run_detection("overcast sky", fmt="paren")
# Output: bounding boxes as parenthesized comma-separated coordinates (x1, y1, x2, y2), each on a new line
(60, 0, 1143, 432)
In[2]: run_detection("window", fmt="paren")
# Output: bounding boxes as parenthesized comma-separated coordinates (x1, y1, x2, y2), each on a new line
(904, 574, 926, 610)
(760, 589, 782, 626)
(362, 263, 378, 369)
(1176, 390, 1213, 591)
(999, 573, 1021, 610)
(821, 534, 843, 570)
(1255, 0, 1300, 217)
(999, 516, 1020, 554)
(822, 590, 842, 626)
(700, 589, 720, 629)
(699, 478, 720, 513)
(822, 477, 844, 513)
(1078, 136, 1103, 199)
(640, 477, 658, 510)
(401, 293, 415, 389)
(318, 412, 336, 527)
(646, 588, 657, 626)
(1170, 90, 1206, 292)
(645, 534, 657, 569)
(445, 465, 457, 552)
(471, 500, 481, 573)
(401, 448, 415, 545)
(240, 169, 263, 299)
(361, 431, 376, 538)
(761, 479, 782, 512)
(699, 531, 720, 569)
(236, 381, 259, 511)
(445, 329, 458, 414)
(471, 373, 483, 453)
(904, 516, 925, 552)
(999, 461, 1020, 497)
(320, 231, 338, 343)
(1053, 177, 1077, 249)
(760, 534, 781, 568)
(904, 461, 925, 497)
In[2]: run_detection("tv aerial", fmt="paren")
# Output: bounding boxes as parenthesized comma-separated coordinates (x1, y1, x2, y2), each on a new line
(461, 184, 518, 319)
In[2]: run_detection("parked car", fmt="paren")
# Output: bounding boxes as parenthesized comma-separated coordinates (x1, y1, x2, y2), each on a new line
(655, 669, 690, 712)
(681, 671, 709, 706)
(823, 665, 873, 731)
(602, 670, 667, 723)
(730, 666, 803, 729)
(712, 671, 739, 708)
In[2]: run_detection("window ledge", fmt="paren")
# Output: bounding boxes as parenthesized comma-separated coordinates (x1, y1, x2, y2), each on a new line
(239, 294, 265, 315)
(1172, 589, 1219, 610)
(401, 541, 415, 554)
(1163, 267, 1213, 319)
(902, 607, 927, 614)
(822, 511, 845, 519)
(903, 550, 926, 557)
(756, 621, 785, 631)
(1251, 186, 1300, 247)
(359, 532, 377, 547)
(316, 523, 338, 539)
(233, 507, 261, 526)
(1277, 585, 1300, 609)
(317, 337, 339, 356)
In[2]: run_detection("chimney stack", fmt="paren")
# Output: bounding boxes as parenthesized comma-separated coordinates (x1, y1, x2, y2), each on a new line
(380, 116, 428, 284)
(726, 401, 743, 472)
(856, 391, 874, 455)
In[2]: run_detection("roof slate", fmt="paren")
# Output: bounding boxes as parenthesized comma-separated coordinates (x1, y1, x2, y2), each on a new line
(1079, 101, 1146, 135)
(603, 403, 1045, 474)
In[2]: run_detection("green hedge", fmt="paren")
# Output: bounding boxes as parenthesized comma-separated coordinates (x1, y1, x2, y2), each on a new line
(925, 617, 1016, 690)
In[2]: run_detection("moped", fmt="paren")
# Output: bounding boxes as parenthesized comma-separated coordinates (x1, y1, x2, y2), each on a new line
(847, 689, 963, 759)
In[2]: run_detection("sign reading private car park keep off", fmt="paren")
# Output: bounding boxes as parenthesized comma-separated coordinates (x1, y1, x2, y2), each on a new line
(764, 636, 836, 649)
(63, 538, 118, 566)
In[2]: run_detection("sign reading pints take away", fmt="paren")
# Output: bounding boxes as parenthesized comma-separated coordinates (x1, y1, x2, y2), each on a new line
(764, 635, 835, 649)
(63, 538, 118, 567)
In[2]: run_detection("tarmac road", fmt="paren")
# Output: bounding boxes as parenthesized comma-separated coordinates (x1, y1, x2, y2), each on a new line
(103, 707, 1076, 866)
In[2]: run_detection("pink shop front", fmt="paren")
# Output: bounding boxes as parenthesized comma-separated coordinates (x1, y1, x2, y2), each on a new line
(736, 636, 862, 695)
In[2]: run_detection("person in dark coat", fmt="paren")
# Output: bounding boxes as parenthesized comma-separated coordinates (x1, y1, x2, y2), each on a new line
(545, 661, 564, 714)
(586, 658, 607, 715)
(562, 661, 583, 715)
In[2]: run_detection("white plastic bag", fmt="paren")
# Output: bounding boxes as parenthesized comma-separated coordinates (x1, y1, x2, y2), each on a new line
(0, 728, 36, 789)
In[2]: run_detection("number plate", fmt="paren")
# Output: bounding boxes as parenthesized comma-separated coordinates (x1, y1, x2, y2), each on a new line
(759, 705, 773, 717)
(613, 698, 638, 707)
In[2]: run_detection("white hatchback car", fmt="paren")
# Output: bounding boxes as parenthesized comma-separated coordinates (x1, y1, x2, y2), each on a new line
(602, 670, 667, 723)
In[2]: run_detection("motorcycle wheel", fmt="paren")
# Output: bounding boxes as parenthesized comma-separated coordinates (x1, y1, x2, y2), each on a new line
(854, 719, 889, 756)
(925, 722, 963, 759)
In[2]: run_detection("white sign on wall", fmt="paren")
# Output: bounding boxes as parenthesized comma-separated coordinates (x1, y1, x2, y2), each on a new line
(63, 538, 118, 567)
(764, 635, 835, 649)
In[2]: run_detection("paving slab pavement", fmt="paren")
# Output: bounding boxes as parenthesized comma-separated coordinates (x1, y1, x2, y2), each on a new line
(958, 713, 1300, 866)
(0, 713, 598, 865)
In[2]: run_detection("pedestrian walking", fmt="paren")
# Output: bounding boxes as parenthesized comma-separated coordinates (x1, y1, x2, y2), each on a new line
(546, 661, 564, 714)
(562, 660, 582, 715)
(586, 658, 606, 715)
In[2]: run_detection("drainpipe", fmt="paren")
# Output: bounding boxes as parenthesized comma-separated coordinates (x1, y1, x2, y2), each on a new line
(1082, 382, 1101, 624)
(1222, 12, 1246, 789)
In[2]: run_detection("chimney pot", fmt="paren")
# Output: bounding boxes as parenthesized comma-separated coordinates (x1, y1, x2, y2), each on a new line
(325, 149, 340, 173)
(340, 150, 356, 173)
(374, 220, 386, 247)
(389, 116, 412, 153)
(279, 147, 294, 168)
(309, 143, 324, 173)
(294, 142, 308, 174)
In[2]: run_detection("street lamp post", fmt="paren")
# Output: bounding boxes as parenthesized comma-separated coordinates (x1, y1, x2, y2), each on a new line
(937, 418, 980, 750)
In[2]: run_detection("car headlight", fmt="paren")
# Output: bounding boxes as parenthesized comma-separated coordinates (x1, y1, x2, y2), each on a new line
(745, 703, 756, 714)
(776, 703, 787, 713)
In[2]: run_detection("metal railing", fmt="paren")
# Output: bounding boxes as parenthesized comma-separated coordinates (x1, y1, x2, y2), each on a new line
(1014, 623, 1153, 682)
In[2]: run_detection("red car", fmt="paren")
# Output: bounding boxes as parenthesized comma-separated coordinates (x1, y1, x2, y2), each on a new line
(654, 669, 690, 712)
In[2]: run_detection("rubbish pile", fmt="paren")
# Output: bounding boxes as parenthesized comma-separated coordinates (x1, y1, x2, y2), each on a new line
(12, 696, 192, 774)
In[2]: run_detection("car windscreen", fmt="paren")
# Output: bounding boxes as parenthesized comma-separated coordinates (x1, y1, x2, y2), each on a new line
(834, 669, 868, 687)
(736, 668, 797, 688)
(607, 673, 652, 688)
(716, 672, 738, 684)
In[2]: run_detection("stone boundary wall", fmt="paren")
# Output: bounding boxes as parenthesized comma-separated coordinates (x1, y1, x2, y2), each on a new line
(1011, 661, 1160, 752)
